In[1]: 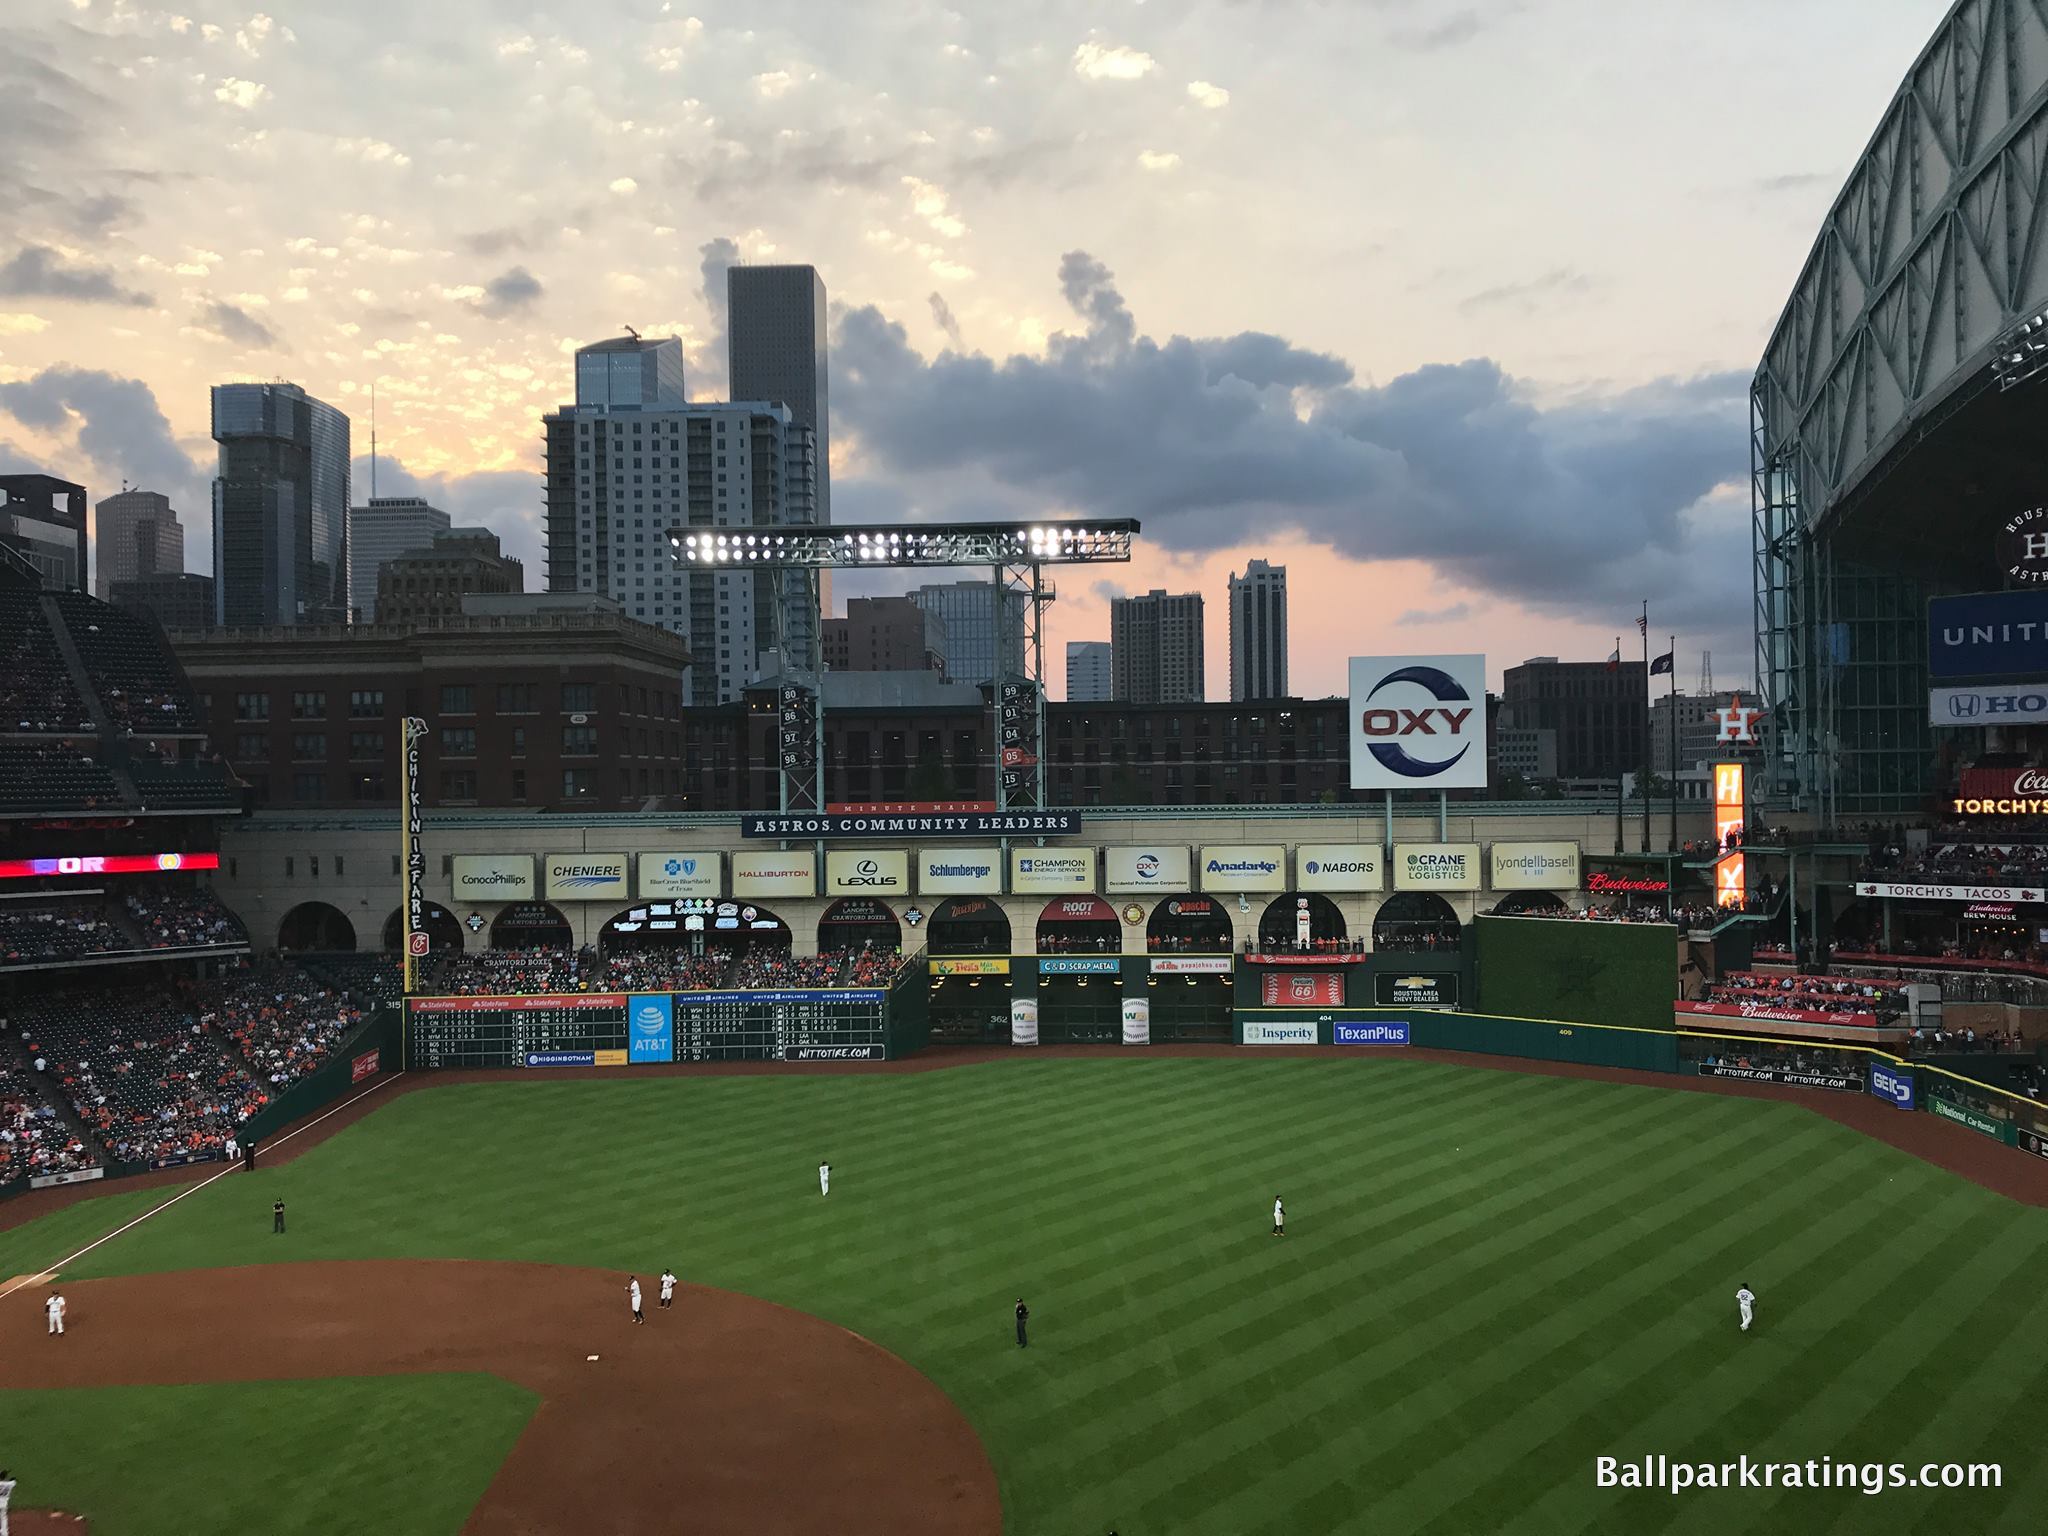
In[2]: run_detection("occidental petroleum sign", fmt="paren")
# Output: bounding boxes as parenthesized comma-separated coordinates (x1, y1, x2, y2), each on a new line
(1348, 655, 1487, 791)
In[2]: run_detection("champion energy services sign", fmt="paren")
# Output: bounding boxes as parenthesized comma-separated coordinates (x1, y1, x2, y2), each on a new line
(1199, 845, 1287, 893)
(1294, 844, 1384, 892)
(451, 855, 536, 900)
(1348, 654, 1487, 791)
(1394, 844, 1481, 891)
(543, 853, 628, 902)
(1010, 847, 1094, 893)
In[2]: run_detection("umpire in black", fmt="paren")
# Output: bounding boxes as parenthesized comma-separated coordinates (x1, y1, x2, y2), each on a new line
(272, 1198, 286, 1234)
(1014, 1297, 1029, 1348)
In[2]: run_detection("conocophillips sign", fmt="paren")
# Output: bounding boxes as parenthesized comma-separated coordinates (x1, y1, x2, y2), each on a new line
(451, 855, 535, 900)
(918, 847, 1002, 895)
(826, 849, 910, 894)
(1294, 844, 1383, 892)
(544, 853, 628, 901)
(1348, 654, 1487, 791)
(1199, 845, 1287, 892)
(1394, 844, 1481, 891)
(1488, 841, 1581, 891)
(1011, 847, 1093, 892)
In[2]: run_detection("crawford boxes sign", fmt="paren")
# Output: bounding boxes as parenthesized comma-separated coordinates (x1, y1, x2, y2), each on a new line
(451, 855, 536, 900)
(1294, 844, 1384, 892)
(1488, 841, 1581, 891)
(1394, 844, 1481, 891)
(543, 853, 628, 902)
(917, 848, 1002, 895)
(1199, 845, 1287, 893)
(1010, 847, 1094, 893)
(1104, 846, 1192, 893)
(1348, 654, 1487, 791)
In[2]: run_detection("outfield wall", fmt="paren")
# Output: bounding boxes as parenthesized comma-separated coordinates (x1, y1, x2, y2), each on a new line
(1473, 915, 1678, 1033)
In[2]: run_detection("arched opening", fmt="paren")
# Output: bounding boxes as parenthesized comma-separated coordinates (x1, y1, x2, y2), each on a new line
(277, 901, 356, 953)
(818, 897, 902, 956)
(1035, 896, 1122, 1043)
(1145, 895, 1233, 953)
(926, 896, 1011, 956)
(381, 901, 463, 954)
(1372, 892, 1460, 953)
(1490, 890, 1569, 918)
(1145, 894, 1234, 1041)
(1035, 896, 1121, 953)
(1257, 893, 1348, 954)
(490, 901, 574, 951)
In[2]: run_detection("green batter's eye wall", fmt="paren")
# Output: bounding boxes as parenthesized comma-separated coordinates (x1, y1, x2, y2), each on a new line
(1473, 914, 1679, 1035)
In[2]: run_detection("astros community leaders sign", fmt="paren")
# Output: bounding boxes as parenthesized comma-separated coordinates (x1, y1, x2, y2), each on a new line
(741, 811, 1080, 838)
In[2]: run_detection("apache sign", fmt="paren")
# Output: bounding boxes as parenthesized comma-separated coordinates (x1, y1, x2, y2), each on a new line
(1347, 655, 1487, 791)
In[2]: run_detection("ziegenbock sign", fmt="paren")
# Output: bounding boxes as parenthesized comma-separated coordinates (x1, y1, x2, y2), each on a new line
(401, 717, 428, 994)
(1347, 655, 1487, 791)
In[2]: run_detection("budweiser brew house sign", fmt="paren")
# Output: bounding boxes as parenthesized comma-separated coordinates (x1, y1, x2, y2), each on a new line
(1953, 765, 2048, 817)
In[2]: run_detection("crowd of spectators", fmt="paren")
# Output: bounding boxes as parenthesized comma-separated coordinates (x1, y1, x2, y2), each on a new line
(735, 946, 846, 989)
(0, 1061, 97, 1184)
(1372, 928, 1458, 953)
(198, 962, 367, 1088)
(425, 945, 602, 996)
(1861, 839, 2048, 884)
(842, 948, 900, 986)
(1694, 1039, 1859, 1080)
(0, 739, 120, 811)
(1699, 969, 1906, 1020)
(0, 592, 94, 735)
(418, 943, 908, 994)
(1911, 1022, 2024, 1053)
(603, 948, 732, 992)
(125, 886, 246, 950)
(0, 901, 125, 967)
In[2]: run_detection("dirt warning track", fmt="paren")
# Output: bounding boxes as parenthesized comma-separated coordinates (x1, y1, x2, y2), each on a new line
(0, 1259, 1000, 1536)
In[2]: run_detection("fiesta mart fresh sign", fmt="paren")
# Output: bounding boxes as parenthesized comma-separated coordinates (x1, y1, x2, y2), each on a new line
(1199, 845, 1287, 893)
(1295, 844, 1383, 892)
(918, 847, 1002, 895)
(1394, 844, 1481, 891)
(1011, 847, 1093, 893)
(637, 852, 720, 899)
(1104, 846, 1192, 893)
(451, 855, 536, 900)
(543, 853, 628, 901)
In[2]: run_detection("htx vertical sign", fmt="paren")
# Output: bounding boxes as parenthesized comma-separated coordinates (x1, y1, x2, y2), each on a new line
(1713, 762, 1745, 909)
(401, 716, 429, 994)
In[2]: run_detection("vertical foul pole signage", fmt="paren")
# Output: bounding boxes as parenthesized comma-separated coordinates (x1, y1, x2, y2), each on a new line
(402, 716, 428, 994)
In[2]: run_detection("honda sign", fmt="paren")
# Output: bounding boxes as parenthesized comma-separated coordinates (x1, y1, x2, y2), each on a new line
(1348, 655, 1487, 790)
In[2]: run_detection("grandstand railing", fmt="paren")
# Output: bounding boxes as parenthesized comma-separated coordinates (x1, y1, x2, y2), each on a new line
(0, 937, 252, 976)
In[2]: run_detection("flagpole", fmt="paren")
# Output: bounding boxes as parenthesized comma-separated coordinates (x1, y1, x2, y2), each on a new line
(1640, 600, 1651, 853)
(1614, 635, 1624, 855)
(1667, 635, 1678, 855)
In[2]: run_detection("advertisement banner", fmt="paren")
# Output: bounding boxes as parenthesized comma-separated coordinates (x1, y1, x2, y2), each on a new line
(1010, 997, 1039, 1046)
(1150, 955, 1233, 974)
(791, 1045, 883, 1061)
(2017, 1128, 2048, 1161)
(1348, 654, 1487, 790)
(1930, 1095, 2017, 1143)
(1039, 955, 1122, 974)
(1700, 1062, 1859, 1091)
(1393, 844, 1481, 891)
(1678, 1000, 1880, 1029)
(1010, 847, 1094, 892)
(931, 957, 1010, 976)
(1950, 766, 2048, 817)
(730, 849, 818, 898)
(544, 853, 628, 902)
(628, 993, 675, 1063)
(350, 1049, 381, 1083)
(451, 855, 536, 901)
(401, 716, 428, 991)
(1242, 1019, 1321, 1045)
(1489, 841, 1581, 891)
(636, 852, 721, 899)
(1334, 1020, 1411, 1046)
(1294, 844, 1384, 892)
(1198, 845, 1288, 892)
(413, 993, 627, 1012)
(28, 1166, 106, 1190)
(1374, 973, 1458, 1008)
(825, 849, 911, 897)
(1121, 997, 1151, 1046)
(1713, 763, 1746, 908)
(0, 851, 220, 880)
(917, 847, 1003, 895)
(1931, 685, 2048, 727)
(1868, 1061, 1916, 1110)
(1104, 846, 1193, 893)
(594, 1049, 629, 1067)
(1852, 881, 2046, 904)
(1927, 590, 2048, 679)
(525, 1051, 597, 1067)
(1261, 971, 1346, 1007)
(742, 811, 1080, 838)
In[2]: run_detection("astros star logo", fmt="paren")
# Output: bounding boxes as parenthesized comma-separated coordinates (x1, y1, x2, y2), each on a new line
(1716, 693, 1764, 744)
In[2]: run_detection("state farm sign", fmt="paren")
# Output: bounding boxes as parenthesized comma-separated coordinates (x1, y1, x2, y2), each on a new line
(1348, 655, 1487, 791)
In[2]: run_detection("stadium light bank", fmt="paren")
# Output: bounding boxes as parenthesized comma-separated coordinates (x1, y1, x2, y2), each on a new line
(667, 519, 1141, 568)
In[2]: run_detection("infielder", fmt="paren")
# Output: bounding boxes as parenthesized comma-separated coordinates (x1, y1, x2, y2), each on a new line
(45, 1291, 64, 1337)
(1272, 1196, 1285, 1237)
(659, 1269, 677, 1309)
(1736, 1282, 1757, 1332)
(628, 1276, 644, 1325)
(819, 1160, 831, 1197)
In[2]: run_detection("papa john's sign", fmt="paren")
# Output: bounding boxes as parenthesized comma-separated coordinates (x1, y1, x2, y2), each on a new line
(1348, 655, 1487, 791)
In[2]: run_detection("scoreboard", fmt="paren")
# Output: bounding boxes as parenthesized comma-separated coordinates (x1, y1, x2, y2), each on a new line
(407, 989, 888, 1068)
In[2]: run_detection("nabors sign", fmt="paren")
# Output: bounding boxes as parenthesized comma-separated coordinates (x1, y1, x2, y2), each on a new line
(1348, 654, 1487, 791)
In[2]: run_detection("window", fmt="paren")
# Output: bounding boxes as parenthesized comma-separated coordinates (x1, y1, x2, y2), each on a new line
(441, 727, 477, 757)
(561, 682, 596, 712)
(562, 724, 598, 755)
(309, 855, 320, 879)
(496, 683, 536, 714)
(291, 732, 326, 761)
(284, 856, 294, 877)
(291, 772, 325, 801)
(235, 732, 268, 762)
(511, 768, 527, 801)
(352, 772, 385, 801)
(563, 767, 595, 799)
(439, 768, 478, 801)
(440, 685, 475, 715)
(235, 693, 269, 721)
(349, 731, 382, 760)
(510, 726, 526, 756)
(349, 690, 384, 717)
(291, 692, 326, 719)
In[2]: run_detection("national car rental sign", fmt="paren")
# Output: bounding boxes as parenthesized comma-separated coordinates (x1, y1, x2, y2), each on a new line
(1349, 655, 1487, 791)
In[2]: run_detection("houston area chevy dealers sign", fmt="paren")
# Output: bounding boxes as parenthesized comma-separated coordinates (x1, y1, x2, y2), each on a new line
(1349, 655, 1487, 791)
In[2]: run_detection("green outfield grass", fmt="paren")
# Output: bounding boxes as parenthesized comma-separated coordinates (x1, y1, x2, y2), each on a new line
(7, 1055, 2048, 1535)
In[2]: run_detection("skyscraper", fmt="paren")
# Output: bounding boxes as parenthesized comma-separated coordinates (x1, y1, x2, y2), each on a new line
(1111, 590, 1205, 704)
(727, 266, 829, 522)
(211, 382, 350, 627)
(543, 343, 818, 704)
(0, 474, 88, 590)
(1065, 640, 1112, 702)
(822, 596, 946, 674)
(908, 580, 1026, 687)
(93, 489, 185, 600)
(575, 333, 687, 410)
(1227, 559, 1288, 701)
(349, 495, 452, 622)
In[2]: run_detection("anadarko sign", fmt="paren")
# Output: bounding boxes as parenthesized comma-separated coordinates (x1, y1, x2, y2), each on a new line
(1294, 844, 1384, 892)
(1199, 845, 1287, 893)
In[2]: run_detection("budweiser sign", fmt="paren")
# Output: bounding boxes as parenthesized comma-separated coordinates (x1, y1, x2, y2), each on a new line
(1954, 766, 2048, 816)
(1679, 1000, 1878, 1028)
(1587, 871, 1667, 895)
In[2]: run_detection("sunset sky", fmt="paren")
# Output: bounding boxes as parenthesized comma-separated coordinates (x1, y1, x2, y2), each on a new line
(0, 0, 1950, 695)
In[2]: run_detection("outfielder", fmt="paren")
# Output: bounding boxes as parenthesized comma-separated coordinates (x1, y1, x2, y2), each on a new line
(659, 1269, 677, 1309)
(628, 1276, 644, 1325)
(45, 1291, 65, 1337)
(1, 1466, 16, 1536)
(819, 1160, 831, 1197)
(1736, 1282, 1756, 1332)
(1272, 1196, 1285, 1237)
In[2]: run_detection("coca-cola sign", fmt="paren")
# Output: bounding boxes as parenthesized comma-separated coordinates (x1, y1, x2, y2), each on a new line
(1954, 766, 2048, 816)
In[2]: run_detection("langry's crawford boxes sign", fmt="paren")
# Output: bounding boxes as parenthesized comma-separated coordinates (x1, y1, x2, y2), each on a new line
(544, 853, 628, 902)
(1295, 844, 1384, 892)
(1104, 846, 1193, 894)
(1394, 843, 1481, 891)
(918, 847, 1002, 895)
(1489, 841, 1581, 891)
(730, 849, 817, 898)
(1199, 845, 1287, 892)
(1011, 847, 1094, 893)
(636, 852, 720, 899)
(451, 855, 536, 901)
(1348, 654, 1488, 791)
(825, 849, 911, 896)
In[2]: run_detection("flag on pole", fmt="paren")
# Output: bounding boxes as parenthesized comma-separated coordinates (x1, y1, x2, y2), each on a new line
(1637, 614, 1648, 637)
(1607, 645, 1621, 671)
(1650, 651, 1674, 675)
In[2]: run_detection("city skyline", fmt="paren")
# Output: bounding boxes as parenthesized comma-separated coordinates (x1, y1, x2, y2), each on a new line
(0, 0, 1941, 690)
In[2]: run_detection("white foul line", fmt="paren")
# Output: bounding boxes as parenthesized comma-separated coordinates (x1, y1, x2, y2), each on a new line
(0, 1068, 406, 1303)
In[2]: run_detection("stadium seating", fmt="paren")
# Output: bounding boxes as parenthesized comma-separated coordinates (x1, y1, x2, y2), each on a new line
(0, 1061, 98, 1184)
(51, 592, 205, 734)
(124, 886, 247, 950)
(0, 590, 94, 734)
(127, 753, 241, 811)
(199, 961, 369, 1087)
(1700, 969, 1906, 1020)
(414, 945, 903, 995)
(0, 739, 121, 811)
(0, 900, 126, 966)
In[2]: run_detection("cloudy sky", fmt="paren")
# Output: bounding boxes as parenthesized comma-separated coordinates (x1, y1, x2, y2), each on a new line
(0, 0, 1946, 695)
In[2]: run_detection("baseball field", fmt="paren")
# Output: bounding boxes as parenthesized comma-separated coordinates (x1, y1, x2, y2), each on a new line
(4, 1052, 2047, 1535)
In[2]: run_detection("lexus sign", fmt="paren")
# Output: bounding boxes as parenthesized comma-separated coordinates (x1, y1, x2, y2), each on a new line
(1348, 655, 1487, 790)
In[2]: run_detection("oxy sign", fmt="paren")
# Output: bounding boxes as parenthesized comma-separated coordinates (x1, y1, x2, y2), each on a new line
(1348, 655, 1487, 790)
(1104, 846, 1193, 893)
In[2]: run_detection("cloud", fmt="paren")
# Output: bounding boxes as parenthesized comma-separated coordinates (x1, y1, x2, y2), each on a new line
(1391, 10, 1491, 51)
(212, 77, 271, 110)
(1396, 602, 1472, 626)
(1458, 268, 1597, 314)
(480, 266, 543, 314)
(1756, 171, 1832, 194)
(928, 291, 963, 348)
(753, 70, 795, 98)
(0, 245, 152, 307)
(1186, 81, 1229, 109)
(609, 176, 638, 194)
(903, 177, 967, 239)
(1137, 150, 1180, 173)
(1073, 41, 1156, 81)
(831, 253, 1748, 648)
(196, 299, 279, 348)
(695, 236, 739, 394)
(0, 367, 208, 514)
(0, 313, 52, 336)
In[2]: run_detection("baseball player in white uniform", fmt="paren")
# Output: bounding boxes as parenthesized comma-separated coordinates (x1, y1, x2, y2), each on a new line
(1271, 1197, 1285, 1237)
(224, 1136, 239, 1165)
(659, 1269, 677, 1309)
(819, 1160, 831, 1197)
(1, 1467, 17, 1536)
(1736, 1283, 1756, 1332)
(45, 1291, 65, 1336)
(627, 1276, 644, 1325)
